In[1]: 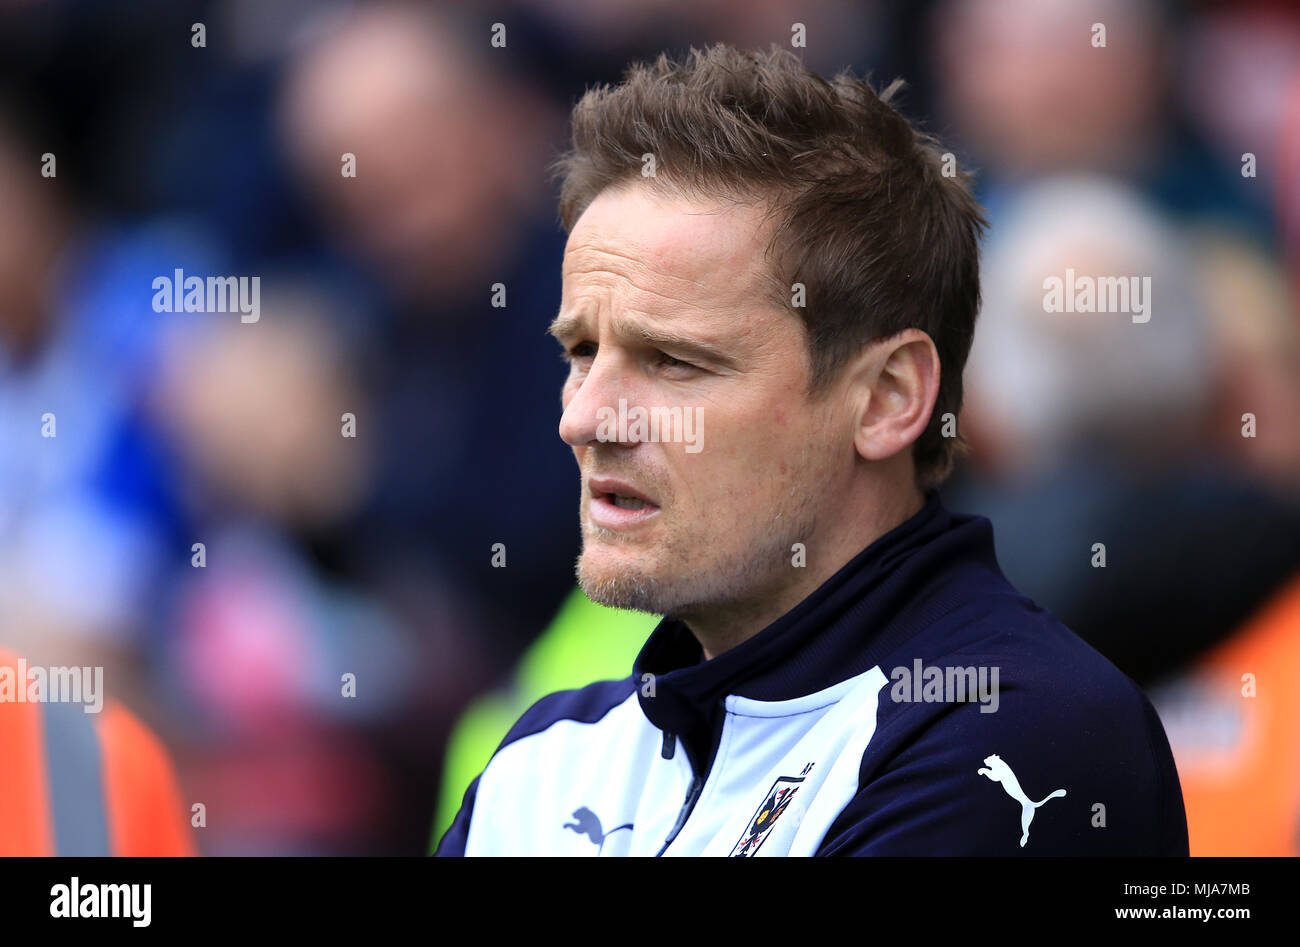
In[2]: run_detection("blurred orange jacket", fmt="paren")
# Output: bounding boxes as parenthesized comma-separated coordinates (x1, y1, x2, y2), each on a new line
(0, 649, 195, 856)
(1158, 573, 1300, 856)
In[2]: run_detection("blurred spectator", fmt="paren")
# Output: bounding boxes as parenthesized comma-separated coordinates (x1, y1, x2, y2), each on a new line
(935, 0, 1165, 182)
(952, 176, 1300, 684)
(277, 1, 582, 658)
(144, 282, 509, 854)
(1196, 230, 1300, 497)
(931, 0, 1264, 231)
(0, 90, 202, 683)
(961, 175, 1208, 477)
(1180, 3, 1300, 215)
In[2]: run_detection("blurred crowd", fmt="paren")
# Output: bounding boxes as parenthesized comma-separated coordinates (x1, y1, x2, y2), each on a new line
(0, 0, 1296, 854)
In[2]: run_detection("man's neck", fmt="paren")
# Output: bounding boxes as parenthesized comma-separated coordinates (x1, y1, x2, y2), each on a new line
(685, 483, 925, 660)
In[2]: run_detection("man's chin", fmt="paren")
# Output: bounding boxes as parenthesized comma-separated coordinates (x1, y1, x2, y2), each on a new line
(576, 550, 672, 615)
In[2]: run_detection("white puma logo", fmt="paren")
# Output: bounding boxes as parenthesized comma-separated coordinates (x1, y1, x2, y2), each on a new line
(977, 753, 1067, 847)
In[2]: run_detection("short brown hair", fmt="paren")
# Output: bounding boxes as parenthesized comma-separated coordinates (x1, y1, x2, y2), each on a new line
(552, 44, 987, 488)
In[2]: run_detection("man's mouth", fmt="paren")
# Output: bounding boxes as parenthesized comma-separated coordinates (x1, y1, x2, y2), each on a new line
(587, 477, 661, 529)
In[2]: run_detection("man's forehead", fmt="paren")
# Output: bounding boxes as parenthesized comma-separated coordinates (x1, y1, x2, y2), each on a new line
(562, 185, 775, 296)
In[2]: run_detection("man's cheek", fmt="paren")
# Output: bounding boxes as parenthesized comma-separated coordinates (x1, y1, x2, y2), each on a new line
(682, 474, 740, 522)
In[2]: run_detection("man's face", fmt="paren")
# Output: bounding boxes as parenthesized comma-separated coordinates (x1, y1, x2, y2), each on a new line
(552, 184, 849, 623)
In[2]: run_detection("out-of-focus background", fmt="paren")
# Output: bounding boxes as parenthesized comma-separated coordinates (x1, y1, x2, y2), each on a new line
(0, 0, 1296, 855)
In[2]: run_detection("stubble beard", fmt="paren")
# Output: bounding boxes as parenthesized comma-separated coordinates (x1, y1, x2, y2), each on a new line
(575, 438, 828, 624)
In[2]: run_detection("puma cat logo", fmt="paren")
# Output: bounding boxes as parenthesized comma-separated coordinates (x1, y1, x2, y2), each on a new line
(562, 807, 633, 855)
(977, 754, 1067, 847)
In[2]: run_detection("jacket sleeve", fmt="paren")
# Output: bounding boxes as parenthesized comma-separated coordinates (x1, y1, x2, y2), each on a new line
(432, 775, 480, 857)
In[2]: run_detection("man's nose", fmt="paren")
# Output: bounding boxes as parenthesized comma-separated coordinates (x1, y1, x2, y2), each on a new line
(558, 356, 636, 449)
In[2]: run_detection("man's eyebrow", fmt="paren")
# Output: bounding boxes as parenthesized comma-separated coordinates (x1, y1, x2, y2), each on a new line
(548, 312, 740, 367)
(615, 319, 739, 367)
(547, 313, 581, 342)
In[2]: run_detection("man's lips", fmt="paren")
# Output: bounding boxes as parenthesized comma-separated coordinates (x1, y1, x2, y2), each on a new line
(587, 476, 661, 529)
(587, 476, 657, 505)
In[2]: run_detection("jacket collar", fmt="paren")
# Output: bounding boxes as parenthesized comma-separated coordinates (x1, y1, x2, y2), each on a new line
(632, 489, 1004, 750)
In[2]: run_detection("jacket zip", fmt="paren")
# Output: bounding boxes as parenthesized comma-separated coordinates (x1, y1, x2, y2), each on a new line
(655, 708, 726, 856)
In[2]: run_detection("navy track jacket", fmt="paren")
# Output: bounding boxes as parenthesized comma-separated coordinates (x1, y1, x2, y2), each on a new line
(436, 490, 1189, 856)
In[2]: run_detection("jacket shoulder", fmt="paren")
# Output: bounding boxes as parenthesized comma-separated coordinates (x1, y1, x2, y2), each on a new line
(433, 675, 639, 857)
(496, 675, 640, 754)
(823, 602, 1188, 855)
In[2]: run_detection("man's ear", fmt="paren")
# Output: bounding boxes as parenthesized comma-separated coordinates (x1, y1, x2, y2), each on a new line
(849, 329, 941, 463)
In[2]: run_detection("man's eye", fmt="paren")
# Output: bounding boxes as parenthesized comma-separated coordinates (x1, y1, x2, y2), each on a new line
(656, 351, 696, 371)
(561, 342, 596, 362)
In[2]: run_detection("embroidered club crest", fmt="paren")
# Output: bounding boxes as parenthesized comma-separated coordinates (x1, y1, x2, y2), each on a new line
(730, 774, 806, 857)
